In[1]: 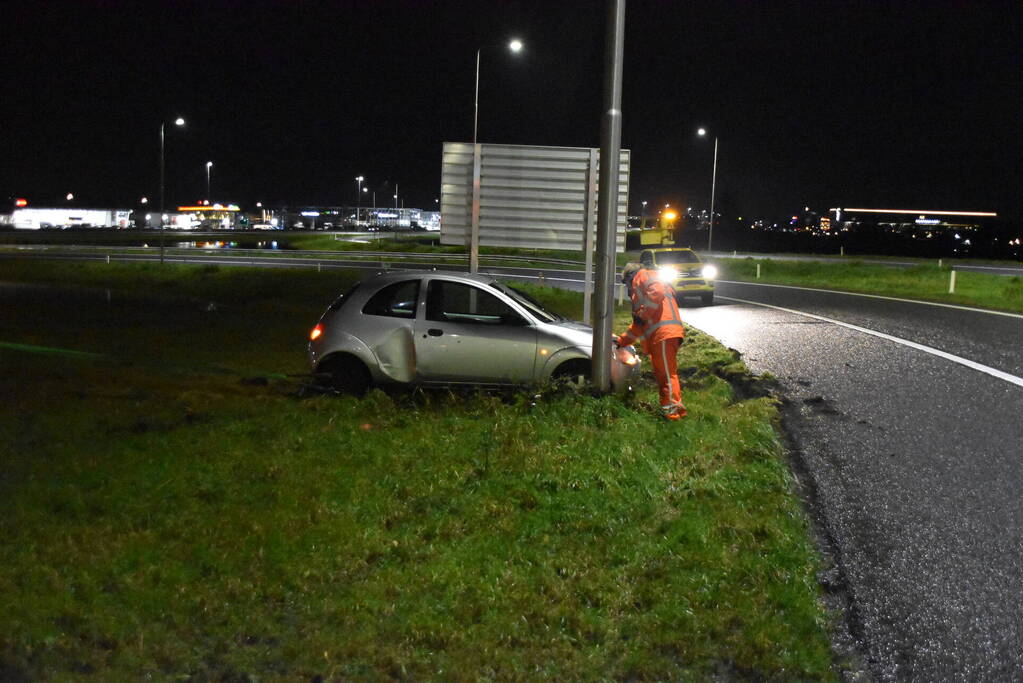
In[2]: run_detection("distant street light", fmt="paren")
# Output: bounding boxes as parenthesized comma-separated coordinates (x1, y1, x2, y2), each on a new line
(471, 38, 524, 272)
(206, 161, 213, 202)
(697, 127, 719, 252)
(140, 196, 148, 204)
(474, 38, 525, 144)
(66, 193, 74, 201)
(160, 116, 186, 263)
(355, 176, 364, 224)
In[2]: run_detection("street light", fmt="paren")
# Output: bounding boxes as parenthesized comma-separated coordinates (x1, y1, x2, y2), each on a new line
(206, 161, 213, 202)
(473, 38, 524, 144)
(697, 127, 719, 252)
(355, 176, 364, 224)
(159, 116, 186, 263)
(470, 38, 524, 272)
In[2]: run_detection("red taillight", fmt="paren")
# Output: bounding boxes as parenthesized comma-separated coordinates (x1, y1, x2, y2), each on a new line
(310, 323, 323, 341)
(15, 198, 28, 207)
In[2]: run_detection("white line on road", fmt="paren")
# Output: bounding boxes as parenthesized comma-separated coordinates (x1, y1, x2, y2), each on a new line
(719, 280, 1023, 319)
(720, 295, 1023, 389)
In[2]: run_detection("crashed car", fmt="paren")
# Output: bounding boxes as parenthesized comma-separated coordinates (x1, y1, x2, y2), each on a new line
(308, 271, 639, 393)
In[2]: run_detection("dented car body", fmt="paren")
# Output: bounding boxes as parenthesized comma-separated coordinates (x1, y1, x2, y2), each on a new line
(308, 271, 639, 393)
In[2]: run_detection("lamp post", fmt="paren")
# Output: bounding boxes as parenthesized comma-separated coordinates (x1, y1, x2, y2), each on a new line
(159, 117, 185, 263)
(355, 176, 364, 225)
(470, 38, 523, 272)
(206, 161, 213, 202)
(474, 39, 523, 144)
(697, 127, 718, 252)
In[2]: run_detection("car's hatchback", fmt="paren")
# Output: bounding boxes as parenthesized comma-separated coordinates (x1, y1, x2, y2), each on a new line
(308, 271, 639, 394)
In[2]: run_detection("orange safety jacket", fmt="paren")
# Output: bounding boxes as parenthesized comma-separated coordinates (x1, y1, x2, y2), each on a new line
(617, 268, 685, 354)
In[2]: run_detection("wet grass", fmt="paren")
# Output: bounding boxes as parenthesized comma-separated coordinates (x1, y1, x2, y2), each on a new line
(0, 260, 834, 679)
(718, 257, 1023, 313)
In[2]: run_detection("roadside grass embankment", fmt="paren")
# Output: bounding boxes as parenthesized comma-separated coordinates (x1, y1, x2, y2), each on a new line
(717, 257, 1023, 314)
(1, 260, 834, 679)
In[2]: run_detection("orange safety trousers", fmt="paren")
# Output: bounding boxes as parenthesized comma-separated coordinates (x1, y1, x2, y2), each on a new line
(650, 337, 686, 419)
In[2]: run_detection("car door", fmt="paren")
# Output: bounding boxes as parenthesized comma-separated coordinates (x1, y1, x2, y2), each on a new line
(414, 279, 537, 384)
(358, 278, 421, 383)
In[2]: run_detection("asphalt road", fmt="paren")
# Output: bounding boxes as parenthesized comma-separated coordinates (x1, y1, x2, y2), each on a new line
(678, 281, 1023, 681)
(6, 248, 1023, 679)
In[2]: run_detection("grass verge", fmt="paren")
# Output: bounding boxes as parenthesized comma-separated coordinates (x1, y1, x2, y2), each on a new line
(1, 259, 834, 679)
(718, 257, 1023, 313)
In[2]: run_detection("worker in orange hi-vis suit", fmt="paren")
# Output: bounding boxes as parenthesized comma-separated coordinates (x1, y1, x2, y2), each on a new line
(616, 267, 687, 420)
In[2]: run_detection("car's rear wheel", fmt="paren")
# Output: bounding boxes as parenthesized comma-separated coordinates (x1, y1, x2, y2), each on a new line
(551, 359, 591, 388)
(318, 355, 372, 396)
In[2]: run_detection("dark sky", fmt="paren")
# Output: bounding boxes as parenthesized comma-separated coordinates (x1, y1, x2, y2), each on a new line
(3, 0, 1020, 220)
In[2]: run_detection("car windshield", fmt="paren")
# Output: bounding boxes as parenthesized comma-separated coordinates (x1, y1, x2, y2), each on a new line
(654, 251, 700, 265)
(490, 282, 562, 323)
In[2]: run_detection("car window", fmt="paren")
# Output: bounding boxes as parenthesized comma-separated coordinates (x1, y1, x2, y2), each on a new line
(654, 251, 700, 265)
(491, 283, 560, 323)
(426, 280, 523, 325)
(362, 279, 420, 318)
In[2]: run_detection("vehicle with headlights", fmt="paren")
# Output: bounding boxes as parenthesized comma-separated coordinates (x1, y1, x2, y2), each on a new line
(308, 271, 640, 394)
(622, 248, 716, 305)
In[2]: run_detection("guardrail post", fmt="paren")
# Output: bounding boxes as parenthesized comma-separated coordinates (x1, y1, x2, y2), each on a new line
(106, 254, 110, 264)
(756, 263, 761, 279)
(938, 258, 943, 268)
(949, 269, 956, 294)
(840, 246, 844, 257)
(538, 272, 545, 286)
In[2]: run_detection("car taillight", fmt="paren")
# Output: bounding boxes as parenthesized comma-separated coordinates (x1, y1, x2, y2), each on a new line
(310, 323, 323, 341)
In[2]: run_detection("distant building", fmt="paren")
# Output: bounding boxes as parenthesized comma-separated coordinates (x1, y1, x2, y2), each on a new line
(829, 207, 998, 242)
(4, 206, 132, 229)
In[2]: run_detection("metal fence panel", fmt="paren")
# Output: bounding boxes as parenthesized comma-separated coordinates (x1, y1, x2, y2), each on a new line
(440, 142, 629, 252)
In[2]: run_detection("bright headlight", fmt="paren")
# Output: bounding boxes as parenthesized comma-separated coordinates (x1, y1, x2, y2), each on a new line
(701, 264, 718, 279)
(657, 266, 679, 282)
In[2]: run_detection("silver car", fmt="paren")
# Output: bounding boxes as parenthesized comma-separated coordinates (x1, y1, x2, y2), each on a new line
(308, 271, 639, 393)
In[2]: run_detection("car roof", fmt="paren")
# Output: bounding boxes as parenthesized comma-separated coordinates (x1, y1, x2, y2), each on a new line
(648, 247, 696, 253)
(359, 269, 501, 287)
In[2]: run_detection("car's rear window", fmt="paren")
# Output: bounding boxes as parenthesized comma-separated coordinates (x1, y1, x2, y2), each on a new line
(654, 251, 700, 265)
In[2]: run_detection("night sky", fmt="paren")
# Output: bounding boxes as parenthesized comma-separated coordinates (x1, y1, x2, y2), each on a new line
(4, 1, 1020, 220)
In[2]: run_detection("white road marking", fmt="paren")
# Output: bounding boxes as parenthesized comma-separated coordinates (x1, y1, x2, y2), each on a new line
(718, 280, 1023, 319)
(720, 295, 1023, 389)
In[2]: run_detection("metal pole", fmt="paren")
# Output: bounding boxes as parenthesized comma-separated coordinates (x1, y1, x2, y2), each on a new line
(582, 148, 599, 324)
(159, 122, 166, 264)
(708, 136, 718, 252)
(591, 0, 626, 394)
(470, 144, 482, 273)
(473, 48, 481, 145)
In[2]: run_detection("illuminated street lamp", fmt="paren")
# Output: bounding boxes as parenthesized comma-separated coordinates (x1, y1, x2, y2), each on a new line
(355, 175, 364, 223)
(697, 126, 719, 252)
(474, 38, 524, 144)
(66, 193, 74, 201)
(159, 116, 186, 263)
(206, 161, 213, 202)
(470, 38, 524, 272)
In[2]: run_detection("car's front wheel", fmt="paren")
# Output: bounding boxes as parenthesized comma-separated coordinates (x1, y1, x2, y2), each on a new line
(318, 355, 372, 396)
(551, 359, 591, 388)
